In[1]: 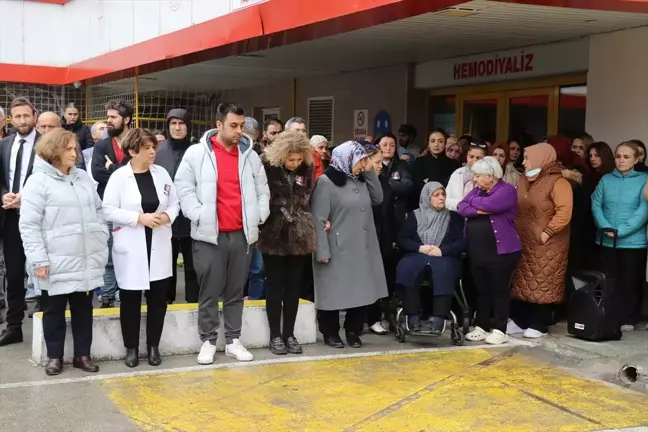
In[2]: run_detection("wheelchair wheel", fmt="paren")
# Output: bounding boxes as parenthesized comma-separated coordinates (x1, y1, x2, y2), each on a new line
(462, 316, 471, 335)
(451, 328, 464, 346)
(395, 324, 407, 343)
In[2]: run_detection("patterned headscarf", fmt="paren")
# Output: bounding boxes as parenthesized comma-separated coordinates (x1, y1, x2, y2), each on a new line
(330, 141, 368, 178)
(414, 181, 451, 247)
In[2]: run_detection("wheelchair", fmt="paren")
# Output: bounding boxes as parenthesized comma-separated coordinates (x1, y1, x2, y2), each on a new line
(389, 264, 471, 346)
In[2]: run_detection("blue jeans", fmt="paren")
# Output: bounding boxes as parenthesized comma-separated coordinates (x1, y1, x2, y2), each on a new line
(100, 222, 119, 301)
(247, 247, 265, 300)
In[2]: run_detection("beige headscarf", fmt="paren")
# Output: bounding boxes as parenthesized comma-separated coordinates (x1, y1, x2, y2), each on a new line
(524, 143, 557, 181)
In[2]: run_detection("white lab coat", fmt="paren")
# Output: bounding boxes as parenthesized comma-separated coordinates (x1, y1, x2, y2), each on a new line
(102, 162, 179, 291)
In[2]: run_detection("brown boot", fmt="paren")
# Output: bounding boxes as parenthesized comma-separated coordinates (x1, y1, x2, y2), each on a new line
(45, 358, 63, 376)
(73, 356, 99, 373)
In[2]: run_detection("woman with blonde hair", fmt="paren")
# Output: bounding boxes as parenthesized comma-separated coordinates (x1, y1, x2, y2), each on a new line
(258, 131, 316, 355)
(19, 128, 108, 375)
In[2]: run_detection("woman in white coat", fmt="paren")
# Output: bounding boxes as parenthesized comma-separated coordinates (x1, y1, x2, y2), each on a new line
(102, 128, 179, 368)
(445, 142, 488, 212)
(19, 129, 108, 376)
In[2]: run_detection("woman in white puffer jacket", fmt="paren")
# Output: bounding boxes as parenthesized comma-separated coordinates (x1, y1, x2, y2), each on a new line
(19, 128, 108, 377)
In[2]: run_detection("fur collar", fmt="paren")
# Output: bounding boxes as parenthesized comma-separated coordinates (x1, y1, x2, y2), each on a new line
(324, 166, 366, 187)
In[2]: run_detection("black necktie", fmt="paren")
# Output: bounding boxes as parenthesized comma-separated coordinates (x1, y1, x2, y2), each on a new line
(12, 139, 26, 193)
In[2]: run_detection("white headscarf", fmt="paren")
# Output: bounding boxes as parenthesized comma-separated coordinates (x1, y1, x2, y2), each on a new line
(310, 135, 327, 148)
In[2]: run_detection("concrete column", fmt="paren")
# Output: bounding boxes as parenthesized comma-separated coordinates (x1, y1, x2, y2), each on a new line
(586, 27, 648, 147)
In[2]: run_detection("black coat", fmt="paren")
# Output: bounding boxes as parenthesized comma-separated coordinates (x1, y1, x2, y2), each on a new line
(257, 161, 316, 256)
(155, 140, 193, 238)
(91, 137, 128, 199)
(63, 120, 94, 151)
(411, 153, 460, 209)
(381, 156, 413, 235)
(372, 174, 394, 258)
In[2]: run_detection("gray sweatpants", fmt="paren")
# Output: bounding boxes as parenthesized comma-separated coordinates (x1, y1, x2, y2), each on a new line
(194, 232, 251, 344)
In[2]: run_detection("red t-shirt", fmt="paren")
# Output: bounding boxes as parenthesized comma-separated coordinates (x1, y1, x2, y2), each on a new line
(112, 138, 124, 164)
(211, 136, 243, 232)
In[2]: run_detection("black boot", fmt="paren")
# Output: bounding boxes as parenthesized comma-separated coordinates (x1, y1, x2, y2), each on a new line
(324, 335, 345, 348)
(147, 346, 161, 366)
(0, 327, 23, 347)
(125, 348, 139, 368)
(345, 332, 362, 348)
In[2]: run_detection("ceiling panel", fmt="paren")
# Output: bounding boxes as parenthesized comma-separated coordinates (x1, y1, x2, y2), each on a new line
(134, 0, 648, 92)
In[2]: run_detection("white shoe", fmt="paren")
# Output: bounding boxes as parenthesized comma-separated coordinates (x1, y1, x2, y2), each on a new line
(523, 328, 547, 339)
(506, 320, 525, 335)
(620, 325, 635, 332)
(369, 322, 388, 335)
(485, 329, 508, 345)
(197, 340, 217, 365)
(225, 339, 254, 362)
(466, 326, 489, 342)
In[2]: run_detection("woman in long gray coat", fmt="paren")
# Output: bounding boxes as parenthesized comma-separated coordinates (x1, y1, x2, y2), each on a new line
(311, 141, 388, 348)
(19, 129, 109, 376)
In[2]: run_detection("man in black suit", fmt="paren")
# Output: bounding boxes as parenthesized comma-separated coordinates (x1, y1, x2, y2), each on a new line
(0, 97, 39, 346)
(91, 99, 132, 308)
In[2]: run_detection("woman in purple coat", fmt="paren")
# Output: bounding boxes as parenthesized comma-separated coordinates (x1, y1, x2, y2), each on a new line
(458, 157, 521, 345)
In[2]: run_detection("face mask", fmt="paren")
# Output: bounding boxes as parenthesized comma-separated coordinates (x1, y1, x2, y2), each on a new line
(525, 168, 541, 178)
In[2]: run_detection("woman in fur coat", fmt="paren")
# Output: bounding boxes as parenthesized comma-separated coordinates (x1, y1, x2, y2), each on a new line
(257, 131, 316, 355)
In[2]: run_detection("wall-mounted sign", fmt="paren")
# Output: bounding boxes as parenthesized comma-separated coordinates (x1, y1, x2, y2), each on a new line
(373, 110, 392, 136)
(453, 51, 534, 81)
(353, 109, 369, 141)
(415, 39, 588, 89)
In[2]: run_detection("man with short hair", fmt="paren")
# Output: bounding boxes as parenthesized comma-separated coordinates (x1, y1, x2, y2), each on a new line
(36, 111, 61, 135)
(91, 99, 133, 308)
(285, 117, 307, 135)
(154, 109, 199, 304)
(261, 117, 282, 150)
(397, 124, 419, 157)
(175, 103, 270, 363)
(0, 97, 40, 345)
(242, 117, 266, 300)
(90, 121, 107, 142)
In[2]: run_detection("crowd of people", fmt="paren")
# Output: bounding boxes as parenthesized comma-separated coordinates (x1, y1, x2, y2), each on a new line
(0, 96, 646, 377)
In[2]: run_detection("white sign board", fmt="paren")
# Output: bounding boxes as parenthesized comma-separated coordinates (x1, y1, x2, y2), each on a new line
(353, 109, 369, 142)
(231, 0, 270, 11)
(414, 39, 589, 89)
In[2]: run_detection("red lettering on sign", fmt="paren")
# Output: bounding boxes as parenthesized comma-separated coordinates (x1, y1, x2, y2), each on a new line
(453, 51, 535, 81)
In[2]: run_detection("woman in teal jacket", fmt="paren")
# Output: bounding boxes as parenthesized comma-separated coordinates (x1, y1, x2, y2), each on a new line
(592, 141, 648, 332)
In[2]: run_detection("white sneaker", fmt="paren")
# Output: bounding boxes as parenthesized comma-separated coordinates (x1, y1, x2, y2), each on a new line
(485, 329, 508, 345)
(225, 339, 254, 362)
(466, 326, 489, 342)
(369, 322, 388, 335)
(506, 320, 525, 335)
(523, 328, 547, 339)
(197, 340, 217, 365)
(620, 325, 635, 332)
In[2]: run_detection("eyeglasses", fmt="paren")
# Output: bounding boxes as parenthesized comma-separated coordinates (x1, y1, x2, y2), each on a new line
(470, 142, 488, 149)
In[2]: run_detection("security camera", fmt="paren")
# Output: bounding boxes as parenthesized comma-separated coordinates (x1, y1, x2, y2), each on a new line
(73, 81, 82, 89)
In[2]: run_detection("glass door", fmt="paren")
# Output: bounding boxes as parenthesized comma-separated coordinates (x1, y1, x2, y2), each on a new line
(457, 93, 504, 142)
(505, 88, 554, 144)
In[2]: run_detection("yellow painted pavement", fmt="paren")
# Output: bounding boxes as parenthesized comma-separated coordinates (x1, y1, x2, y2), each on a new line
(102, 348, 648, 432)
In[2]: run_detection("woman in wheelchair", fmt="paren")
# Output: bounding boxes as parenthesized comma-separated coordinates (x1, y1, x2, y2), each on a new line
(395, 181, 465, 335)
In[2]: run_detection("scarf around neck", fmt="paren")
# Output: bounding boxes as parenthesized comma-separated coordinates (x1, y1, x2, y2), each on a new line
(414, 181, 451, 247)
